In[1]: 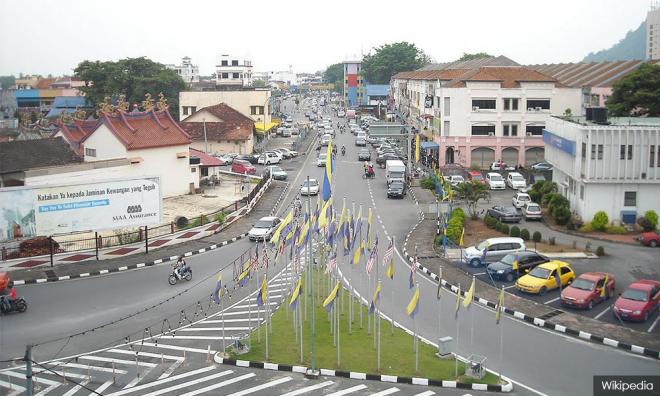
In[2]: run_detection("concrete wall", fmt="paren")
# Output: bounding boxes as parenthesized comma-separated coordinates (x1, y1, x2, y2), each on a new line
(82, 124, 128, 160)
(190, 138, 253, 155)
(179, 90, 271, 124)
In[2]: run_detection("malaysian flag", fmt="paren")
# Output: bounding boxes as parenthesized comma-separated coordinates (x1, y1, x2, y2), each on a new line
(325, 250, 337, 274)
(366, 237, 378, 275)
(262, 242, 269, 269)
(382, 238, 394, 267)
(250, 247, 259, 272)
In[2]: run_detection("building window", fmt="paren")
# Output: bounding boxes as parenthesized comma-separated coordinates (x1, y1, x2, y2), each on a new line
(222, 73, 229, 79)
(526, 125, 544, 136)
(526, 99, 550, 110)
(250, 106, 264, 115)
(650, 146, 656, 167)
(628, 144, 633, 160)
(233, 73, 240, 79)
(190, 106, 196, 114)
(191, 167, 196, 173)
(598, 144, 603, 160)
(221, 60, 228, 66)
(182, 106, 189, 116)
(471, 125, 495, 136)
(590, 144, 595, 159)
(443, 121, 450, 136)
(471, 99, 496, 110)
(85, 148, 96, 157)
(231, 60, 239, 66)
(657, 146, 660, 167)
(580, 185, 584, 200)
(624, 191, 637, 207)
(503, 124, 518, 136)
(620, 145, 626, 160)
(444, 98, 451, 116)
(503, 98, 519, 111)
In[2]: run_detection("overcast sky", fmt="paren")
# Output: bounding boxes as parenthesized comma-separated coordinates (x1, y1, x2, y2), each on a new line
(0, 0, 652, 76)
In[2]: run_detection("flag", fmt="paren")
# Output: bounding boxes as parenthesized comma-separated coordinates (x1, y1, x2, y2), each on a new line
(353, 239, 364, 266)
(366, 237, 378, 275)
(290, 278, 302, 310)
(415, 133, 420, 162)
(383, 238, 394, 267)
(353, 207, 363, 246)
(238, 262, 251, 287)
(459, 227, 464, 247)
(256, 276, 267, 306)
(296, 216, 310, 247)
(600, 275, 608, 298)
(512, 255, 519, 272)
(274, 239, 285, 262)
(250, 247, 259, 272)
(212, 274, 222, 305)
(271, 209, 293, 244)
(386, 260, 394, 280)
(327, 218, 337, 245)
(463, 277, 475, 309)
(322, 140, 333, 202)
(369, 281, 382, 314)
(366, 208, 373, 247)
(409, 258, 416, 289)
(323, 281, 341, 311)
(262, 243, 269, 269)
(325, 251, 337, 274)
(495, 287, 504, 324)
(406, 286, 420, 317)
(318, 197, 333, 228)
(454, 283, 461, 319)
(337, 200, 346, 236)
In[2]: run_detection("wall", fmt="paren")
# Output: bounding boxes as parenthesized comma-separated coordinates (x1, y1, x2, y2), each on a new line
(82, 124, 128, 160)
(129, 144, 193, 197)
(190, 136, 253, 155)
(179, 91, 271, 125)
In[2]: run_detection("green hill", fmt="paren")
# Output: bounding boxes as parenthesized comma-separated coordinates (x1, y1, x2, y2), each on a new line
(583, 22, 646, 62)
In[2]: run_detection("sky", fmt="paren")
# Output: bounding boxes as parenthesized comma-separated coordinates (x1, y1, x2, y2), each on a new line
(0, 0, 652, 76)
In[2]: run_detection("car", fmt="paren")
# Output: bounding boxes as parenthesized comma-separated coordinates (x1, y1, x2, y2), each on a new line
(561, 272, 616, 310)
(300, 178, 320, 196)
(486, 172, 506, 189)
(320, 136, 331, 146)
(269, 149, 289, 159)
(258, 152, 281, 165)
(355, 137, 367, 146)
(337, 110, 346, 117)
(515, 261, 575, 295)
(521, 202, 543, 220)
(235, 154, 258, 164)
(462, 237, 525, 267)
(376, 153, 401, 167)
(387, 181, 407, 198)
(613, 280, 660, 321)
(487, 205, 522, 223)
(490, 161, 515, 171)
(358, 148, 371, 161)
(443, 175, 465, 187)
(231, 159, 256, 175)
(506, 172, 527, 190)
(467, 170, 485, 184)
(275, 148, 298, 157)
(248, 216, 282, 241)
(262, 165, 288, 180)
(486, 251, 550, 282)
(511, 192, 532, 208)
(317, 153, 327, 167)
(531, 161, 553, 171)
(281, 128, 292, 137)
(637, 231, 660, 247)
(365, 136, 378, 144)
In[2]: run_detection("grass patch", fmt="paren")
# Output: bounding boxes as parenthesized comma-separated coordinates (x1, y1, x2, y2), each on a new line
(234, 270, 500, 384)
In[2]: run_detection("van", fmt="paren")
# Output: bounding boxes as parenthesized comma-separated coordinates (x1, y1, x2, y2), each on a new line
(462, 237, 526, 267)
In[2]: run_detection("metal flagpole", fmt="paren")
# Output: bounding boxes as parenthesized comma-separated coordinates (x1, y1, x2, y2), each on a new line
(437, 266, 443, 356)
(415, 282, 419, 373)
(299, 297, 304, 363)
(471, 276, 475, 346)
(349, 204, 354, 335)
(455, 283, 460, 378)
(264, 274, 269, 360)
(499, 285, 504, 382)
(305, 187, 311, 322)
(390, 236, 395, 335)
(221, 294, 226, 353)
(358, 204, 363, 330)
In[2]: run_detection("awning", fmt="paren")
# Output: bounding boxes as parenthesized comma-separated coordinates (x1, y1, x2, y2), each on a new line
(420, 141, 439, 150)
(255, 121, 279, 133)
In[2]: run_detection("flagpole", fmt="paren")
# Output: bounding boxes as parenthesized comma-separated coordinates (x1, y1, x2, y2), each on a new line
(264, 274, 269, 361)
(390, 236, 395, 335)
(470, 275, 475, 346)
(437, 266, 443, 356)
(305, 184, 311, 322)
(376, 279, 382, 370)
(221, 291, 225, 354)
(359, 204, 363, 330)
(499, 285, 504, 383)
(455, 283, 460, 379)
(299, 299, 303, 363)
(349, 203, 354, 335)
(414, 282, 419, 373)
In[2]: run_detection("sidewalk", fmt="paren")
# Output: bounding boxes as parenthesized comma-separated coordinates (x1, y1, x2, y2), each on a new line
(404, 187, 660, 355)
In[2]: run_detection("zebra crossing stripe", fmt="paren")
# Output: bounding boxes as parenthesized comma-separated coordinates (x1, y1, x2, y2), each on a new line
(279, 380, 334, 396)
(176, 373, 256, 396)
(326, 384, 368, 396)
(226, 376, 292, 396)
(369, 387, 400, 396)
(62, 380, 90, 396)
(140, 370, 236, 396)
(105, 366, 217, 396)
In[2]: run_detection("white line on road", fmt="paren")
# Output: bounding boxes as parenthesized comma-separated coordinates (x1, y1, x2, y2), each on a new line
(105, 366, 218, 396)
(202, 318, 258, 324)
(411, 392, 435, 396)
(140, 370, 236, 396)
(226, 376, 292, 396)
(214, 309, 267, 316)
(369, 387, 400, 395)
(0, 379, 26, 396)
(140, 342, 216, 354)
(325, 384, 368, 396)
(78, 356, 157, 367)
(177, 373, 256, 396)
(503, 285, 516, 290)
(648, 315, 660, 333)
(62, 380, 90, 396)
(159, 335, 240, 340)
(180, 327, 252, 331)
(544, 297, 561, 305)
(594, 306, 611, 320)
(108, 348, 183, 361)
(46, 361, 128, 374)
(91, 380, 114, 396)
(474, 272, 486, 276)
(279, 380, 334, 396)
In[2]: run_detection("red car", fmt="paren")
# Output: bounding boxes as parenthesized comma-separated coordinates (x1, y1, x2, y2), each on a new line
(637, 231, 660, 247)
(467, 170, 486, 184)
(231, 159, 256, 175)
(560, 272, 616, 310)
(613, 280, 660, 322)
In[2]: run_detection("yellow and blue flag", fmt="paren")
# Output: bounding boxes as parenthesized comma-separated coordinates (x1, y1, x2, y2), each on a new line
(406, 285, 420, 318)
(463, 276, 475, 309)
(212, 274, 222, 304)
(318, 197, 333, 228)
(454, 283, 461, 319)
(290, 278, 302, 310)
(297, 215, 310, 247)
(366, 208, 373, 247)
(256, 276, 267, 306)
(353, 239, 364, 266)
(323, 281, 341, 311)
(322, 140, 333, 202)
(337, 200, 346, 236)
(369, 281, 382, 314)
(271, 209, 293, 244)
(237, 261, 251, 287)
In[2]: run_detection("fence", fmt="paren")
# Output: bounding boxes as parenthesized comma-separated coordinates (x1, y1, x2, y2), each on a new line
(1, 175, 271, 262)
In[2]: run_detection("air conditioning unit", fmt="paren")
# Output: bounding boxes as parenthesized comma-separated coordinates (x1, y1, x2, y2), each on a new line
(535, 107, 542, 111)
(472, 106, 480, 111)
(527, 107, 534, 111)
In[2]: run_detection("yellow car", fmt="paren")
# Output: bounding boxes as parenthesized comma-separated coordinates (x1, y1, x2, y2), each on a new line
(515, 261, 576, 296)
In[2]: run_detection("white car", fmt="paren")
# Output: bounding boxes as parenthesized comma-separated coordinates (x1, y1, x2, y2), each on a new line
(258, 152, 281, 165)
(444, 175, 465, 187)
(317, 153, 327, 166)
(486, 172, 506, 189)
(506, 172, 527, 190)
(248, 216, 282, 241)
(300, 178, 320, 196)
(490, 161, 515, 171)
(337, 111, 346, 117)
(522, 202, 543, 220)
(512, 192, 532, 208)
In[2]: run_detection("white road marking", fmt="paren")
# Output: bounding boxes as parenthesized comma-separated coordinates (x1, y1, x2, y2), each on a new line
(176, 373, 256, 396)
(62, 380, 90, 396)
(0, 379, 26, 396)
(648, 315, 660, 333)
(4, 370, 60, 386)
(140, 342, 216, 354)
(326, 384, 368, 396)
(412, 392, 435, 396)
(202, 318, 260, 324)
(91, 380, 114, 395)
(180, 327, 252, 331)
(279, 380, 334, 396)
(78, 356, 157, 367)
(159, 335, 240, 340)
(226, 376, 292, 396)
(544, 297, 561, 305)
(233, 302, 278, 309)
(214, 309, 267, 316)
(108, 349, 183, 361)
(503, 285, 516, 290)
(157, 359, 183, 379)
(104, 366, 217, 396)
(35, 384, 60, 396)
(369, 387, 400, 395)
(474, 272, 486, 276)
(594, 306, 611, 320)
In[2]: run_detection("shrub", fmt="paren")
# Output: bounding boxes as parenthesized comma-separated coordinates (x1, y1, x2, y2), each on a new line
(592, 211, 609, 232)
(485, 215, 497, 229)
(566, 214, 584, 231)
(595, 246, 605, 256)
(452, 207, 466, 221)
(520, 228, 530, 241)
(542, 192, 562, 207)
(548, 236, 556, 245)
(500, 224, 510, 235)
(495, 220, 503, 232)
(578, 222, 594, 233)
(510, 225, 521, 237)
(215, 212, 227, 224)
(420, 176, 435, 190)
(532, 231, 542, 242)
(528, 189, 542, 204)
(552, 205, 572, 225)
(605, 225, 626, 234)
(445, 207, 467, 244)
(637, 210, 659, 231)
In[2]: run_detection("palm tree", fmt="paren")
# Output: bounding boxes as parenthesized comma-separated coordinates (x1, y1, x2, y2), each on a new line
(455, 181, 490, 219)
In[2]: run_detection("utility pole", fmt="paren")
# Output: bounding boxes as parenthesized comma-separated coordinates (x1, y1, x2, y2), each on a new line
(25, 345, 33, 396)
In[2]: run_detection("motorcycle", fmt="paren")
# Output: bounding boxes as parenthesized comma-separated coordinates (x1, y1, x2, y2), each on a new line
(341, 147, 346, 156)
(0, 297, 27, 314)
(168, 267, 192, 285)
(362, 169, 376, 179)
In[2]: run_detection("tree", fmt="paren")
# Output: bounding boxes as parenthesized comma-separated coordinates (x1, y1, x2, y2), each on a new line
(74, 57, 186, 119)
(458, 52, 493, 61)
(455, 181, 490, 219)
(0, 75, 15, 89)
(253, 79, 267, 88)
(323, 63, 344, 93)
(362, 42, 431, 84)
(607, 63, 660, 117)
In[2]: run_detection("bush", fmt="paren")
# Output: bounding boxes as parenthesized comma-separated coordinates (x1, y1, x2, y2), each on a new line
(510, 225, 521, 237)
(548, 236, 556, 245)
(215, 212, 227, 224)
(638, 210, 659, 231)
(578, 222, 594, 233)
(532, 231, 542, 242)
(566, 214, 584, 231)
(595, 246, 605, 256)
(420, 176, 435, 190)
(485, 215, 497, 229)
(528, 189, 542, 204)
(605, 225, 626, 234)
(500, 224, 510, 235)
(495, 220, 503, 232)
(592, 211, 609, 232)
(542, 192, 562, 207)
(452, 207, 466, 221)
(445, 207, 467, 244)
(520, 228, 530, 241)
(552, 205, 572, 225)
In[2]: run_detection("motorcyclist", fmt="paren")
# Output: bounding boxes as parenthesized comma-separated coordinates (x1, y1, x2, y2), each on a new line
(0, 281, 16, 312)
(294, 195, 302, 216)
(341, 145, 346, 156)
(175, 257, 187, 277)
(367, 163, 375, 177)
(363, 161, 369, 174)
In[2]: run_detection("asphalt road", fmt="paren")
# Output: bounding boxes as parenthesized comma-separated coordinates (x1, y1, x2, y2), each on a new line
(2, 99, 657, 396)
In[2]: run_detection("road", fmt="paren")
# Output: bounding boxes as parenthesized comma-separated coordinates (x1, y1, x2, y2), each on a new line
(1, 98, 657, 396)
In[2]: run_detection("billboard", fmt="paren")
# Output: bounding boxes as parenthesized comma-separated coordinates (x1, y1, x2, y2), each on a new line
(0, 177, 161, 241)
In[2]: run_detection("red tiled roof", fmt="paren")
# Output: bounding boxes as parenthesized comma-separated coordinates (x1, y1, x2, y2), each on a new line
(445, 67, 558, 88)
(190, 148, 224, 166)
(180, 103, 254, 142)
(36, 78, 57, 89)
(183, 103, 254, 124)
(52, 119, 100, 155)
(85, 109, 191, 150)
(392, 69, 468, 81)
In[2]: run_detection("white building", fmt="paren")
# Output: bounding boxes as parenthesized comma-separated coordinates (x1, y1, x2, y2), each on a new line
(544, 115, 660, 224)
(647, 3, 660, 60)
(216, 55, 253, 87)
(178, 90, 272, 127)
(166, 56, 200, 84)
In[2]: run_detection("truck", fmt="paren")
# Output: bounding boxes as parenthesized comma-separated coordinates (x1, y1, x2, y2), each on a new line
(385, 160, 406, 186)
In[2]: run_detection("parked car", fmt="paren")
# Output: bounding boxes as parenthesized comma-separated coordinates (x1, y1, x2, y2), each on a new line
(462, 237, 525, 267)
(443, 175, 465, 187)
(506, 172, 527, 190)
(231, 159, 256, 175)
(486, 251, 550, 282)
(512, 192, 532, 208)
(258, 152, 281, 165)
(300, 178, 320, 196)
(490, 161, 512, 171)
(531, 161, 553, 171)
(561, 272, 616, 310)
(317, 153, 327, 167)
(248, 216, 282, 241)
(376, 153, 402, 167)
(387, 181, 407, 198)
(486, 173, 506, 189)
(467, 170, 485, 184)
(281, 128, 292, 137)
(521, 202, 543, 220)
(613, 279, 660, 321)
(487, 205, 522, 223)
(262, 165, 288, 180)
(275, 148, 298, 157)
(355, 137, 367, 147)
(358, 148, 371, 161)
(637, 231, 660, 247)
(337, 110, 346, 117)
(235, 154, 259, 164)
(515, 261, 575, 295)
(271, 149, 291, 159)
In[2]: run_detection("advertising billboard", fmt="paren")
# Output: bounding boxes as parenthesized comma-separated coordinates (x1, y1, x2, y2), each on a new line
(0, 177, 161, 241)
